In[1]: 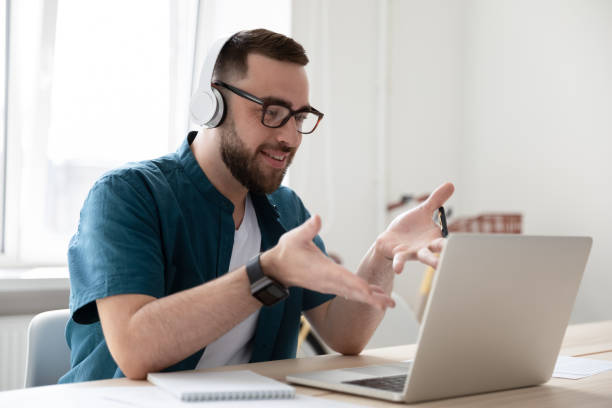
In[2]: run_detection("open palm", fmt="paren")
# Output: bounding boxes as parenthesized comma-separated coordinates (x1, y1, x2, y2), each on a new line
(376, 182, 455, 272)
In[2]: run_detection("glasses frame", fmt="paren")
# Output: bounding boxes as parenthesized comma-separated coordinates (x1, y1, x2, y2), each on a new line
(212, 80, 324, 134)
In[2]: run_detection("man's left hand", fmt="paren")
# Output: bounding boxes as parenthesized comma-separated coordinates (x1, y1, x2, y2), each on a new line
(375, 182, 455, 273)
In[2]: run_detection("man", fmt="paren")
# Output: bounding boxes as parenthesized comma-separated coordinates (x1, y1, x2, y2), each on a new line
(60, 29, 453, 383)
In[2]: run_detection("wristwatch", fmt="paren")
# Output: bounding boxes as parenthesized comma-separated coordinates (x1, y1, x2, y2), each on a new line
(246, 254, 290, 306)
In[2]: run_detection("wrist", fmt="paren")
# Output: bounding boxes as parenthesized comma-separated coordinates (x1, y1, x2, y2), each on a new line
(370, 240, 393, 274)
(246, 254, 289, 307)
(374, 234, 394, 263)
(374, 246, 391, 267)
(259, 248, 285, 286)
(360, 241, 395, 289)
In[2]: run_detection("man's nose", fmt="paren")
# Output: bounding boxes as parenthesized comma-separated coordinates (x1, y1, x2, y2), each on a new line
(274, 116, 301, 147)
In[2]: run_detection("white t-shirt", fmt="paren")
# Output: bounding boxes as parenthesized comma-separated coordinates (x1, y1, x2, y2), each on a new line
(196, 195, 261, 370)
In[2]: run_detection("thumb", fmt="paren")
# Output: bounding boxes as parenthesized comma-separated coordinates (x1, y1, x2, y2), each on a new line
(425, 182, 455, 211)
(296, 214, 322, 241)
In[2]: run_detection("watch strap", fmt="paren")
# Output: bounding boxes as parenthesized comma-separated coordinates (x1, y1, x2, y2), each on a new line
(246, 254, 265, 285)
(246, 254, 289, 306)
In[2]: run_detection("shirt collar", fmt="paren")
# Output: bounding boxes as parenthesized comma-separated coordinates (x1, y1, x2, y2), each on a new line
(178, 131, 234, 212)
(178, 132, 281, 221)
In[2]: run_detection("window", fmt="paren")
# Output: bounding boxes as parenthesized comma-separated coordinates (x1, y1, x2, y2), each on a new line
(14, 0, 195, 264)
(0, 0, 7, 253)
(3, 0, 290, 266)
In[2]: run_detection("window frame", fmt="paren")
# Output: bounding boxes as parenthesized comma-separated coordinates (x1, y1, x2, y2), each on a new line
(0, 0, 9, 254)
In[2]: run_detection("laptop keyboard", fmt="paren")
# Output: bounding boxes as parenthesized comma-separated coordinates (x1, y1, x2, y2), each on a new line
(342, 374, 408, 392)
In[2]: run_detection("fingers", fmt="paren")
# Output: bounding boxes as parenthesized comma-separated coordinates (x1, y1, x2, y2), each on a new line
(417, 246, 440, 269)
(424, 182, 455, 212)
(347, 283, 395, 310)
(295, 214, 322, 242)
(283, 217, 396, 310)
(371, 288, 396, 309)
(392, 250, 412, 274)
(323, 265, 394, 310)
(369, 284, 395, 308)
(428, 237, 446, 253)
(392, 237, 446, 272)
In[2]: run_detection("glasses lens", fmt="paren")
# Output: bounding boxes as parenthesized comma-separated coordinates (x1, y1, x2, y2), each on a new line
(262, 105, 291, 127)
(295, 112, 320, 133)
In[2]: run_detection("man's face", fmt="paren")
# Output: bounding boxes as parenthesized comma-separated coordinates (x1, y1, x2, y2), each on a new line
(219, 53, 309, 194)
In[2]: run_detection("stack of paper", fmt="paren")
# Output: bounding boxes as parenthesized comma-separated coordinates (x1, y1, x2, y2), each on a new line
(553, 356, 612, 379)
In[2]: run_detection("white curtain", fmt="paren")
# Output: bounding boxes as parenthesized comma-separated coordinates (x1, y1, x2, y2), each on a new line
(5, 0, 199, 264)
(168, 0, 200, 149)
(3, 0, 58, 264)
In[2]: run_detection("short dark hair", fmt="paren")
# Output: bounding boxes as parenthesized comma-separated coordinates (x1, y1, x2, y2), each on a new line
(213, 29, 308, 82)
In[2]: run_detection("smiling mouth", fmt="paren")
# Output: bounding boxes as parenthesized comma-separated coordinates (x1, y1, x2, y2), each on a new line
(261, 151, 287, 161)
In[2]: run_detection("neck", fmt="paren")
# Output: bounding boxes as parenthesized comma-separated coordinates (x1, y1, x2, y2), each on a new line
(190, 128, 248, 228)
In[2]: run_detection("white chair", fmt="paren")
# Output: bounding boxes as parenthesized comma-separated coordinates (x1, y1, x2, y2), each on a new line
(23, 309, 71, 387)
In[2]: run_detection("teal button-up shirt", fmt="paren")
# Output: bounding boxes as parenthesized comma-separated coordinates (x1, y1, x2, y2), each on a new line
(59, 132, 334, 383)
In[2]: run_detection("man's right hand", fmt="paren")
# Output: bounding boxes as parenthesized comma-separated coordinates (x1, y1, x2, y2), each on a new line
(259, 215, 395, 310)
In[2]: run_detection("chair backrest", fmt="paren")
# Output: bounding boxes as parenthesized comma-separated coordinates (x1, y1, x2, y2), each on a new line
(24, 309, 71, 387)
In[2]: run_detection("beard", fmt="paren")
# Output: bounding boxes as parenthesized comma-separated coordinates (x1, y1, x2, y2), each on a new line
(220, 119, 295, 194)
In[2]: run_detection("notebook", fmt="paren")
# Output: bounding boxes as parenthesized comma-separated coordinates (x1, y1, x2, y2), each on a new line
(147, 370, 295, 402)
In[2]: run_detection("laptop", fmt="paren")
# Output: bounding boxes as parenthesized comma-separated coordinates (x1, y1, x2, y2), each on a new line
(287, 234, 592, 403)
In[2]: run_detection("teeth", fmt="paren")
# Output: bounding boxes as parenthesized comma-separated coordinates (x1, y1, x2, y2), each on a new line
(263, 151, 285, 161)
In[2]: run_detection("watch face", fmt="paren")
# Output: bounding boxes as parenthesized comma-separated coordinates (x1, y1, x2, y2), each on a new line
(267, 284, 287, 298)
(255, 280, 289, 306)
(256, 290, 278, 306)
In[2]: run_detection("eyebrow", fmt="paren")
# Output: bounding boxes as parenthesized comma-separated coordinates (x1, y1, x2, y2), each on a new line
(262, 96, 312, 112)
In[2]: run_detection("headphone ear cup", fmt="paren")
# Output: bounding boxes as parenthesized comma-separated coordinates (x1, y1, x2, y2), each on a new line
(190, 89, 217, 126)
(190, 35, 232, 127)
(207, 87, 226, 128)
(190, 35, 233, 127)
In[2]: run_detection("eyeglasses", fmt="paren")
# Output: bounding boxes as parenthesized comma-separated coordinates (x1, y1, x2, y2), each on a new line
(213, 80, 324, 134)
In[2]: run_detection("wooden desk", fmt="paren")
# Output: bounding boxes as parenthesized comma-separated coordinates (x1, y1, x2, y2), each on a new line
(2, 321, 612, 407)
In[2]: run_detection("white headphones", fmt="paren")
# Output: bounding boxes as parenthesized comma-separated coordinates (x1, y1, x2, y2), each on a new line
(189, 35, 233, 128)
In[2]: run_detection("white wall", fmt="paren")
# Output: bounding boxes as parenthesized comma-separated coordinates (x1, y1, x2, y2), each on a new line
(291, 0, 467, 346)
(385, 0, 465, 308)
(460, 0, 612, 323)
(291, 0, 612, 347)
(291, 0, 385, 273)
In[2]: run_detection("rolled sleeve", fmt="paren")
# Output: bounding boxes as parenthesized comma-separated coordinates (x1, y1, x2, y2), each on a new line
(68, 173, 165, 324)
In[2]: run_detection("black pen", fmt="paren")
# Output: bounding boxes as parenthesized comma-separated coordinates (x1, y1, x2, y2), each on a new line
(438, 207, 448, 238)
